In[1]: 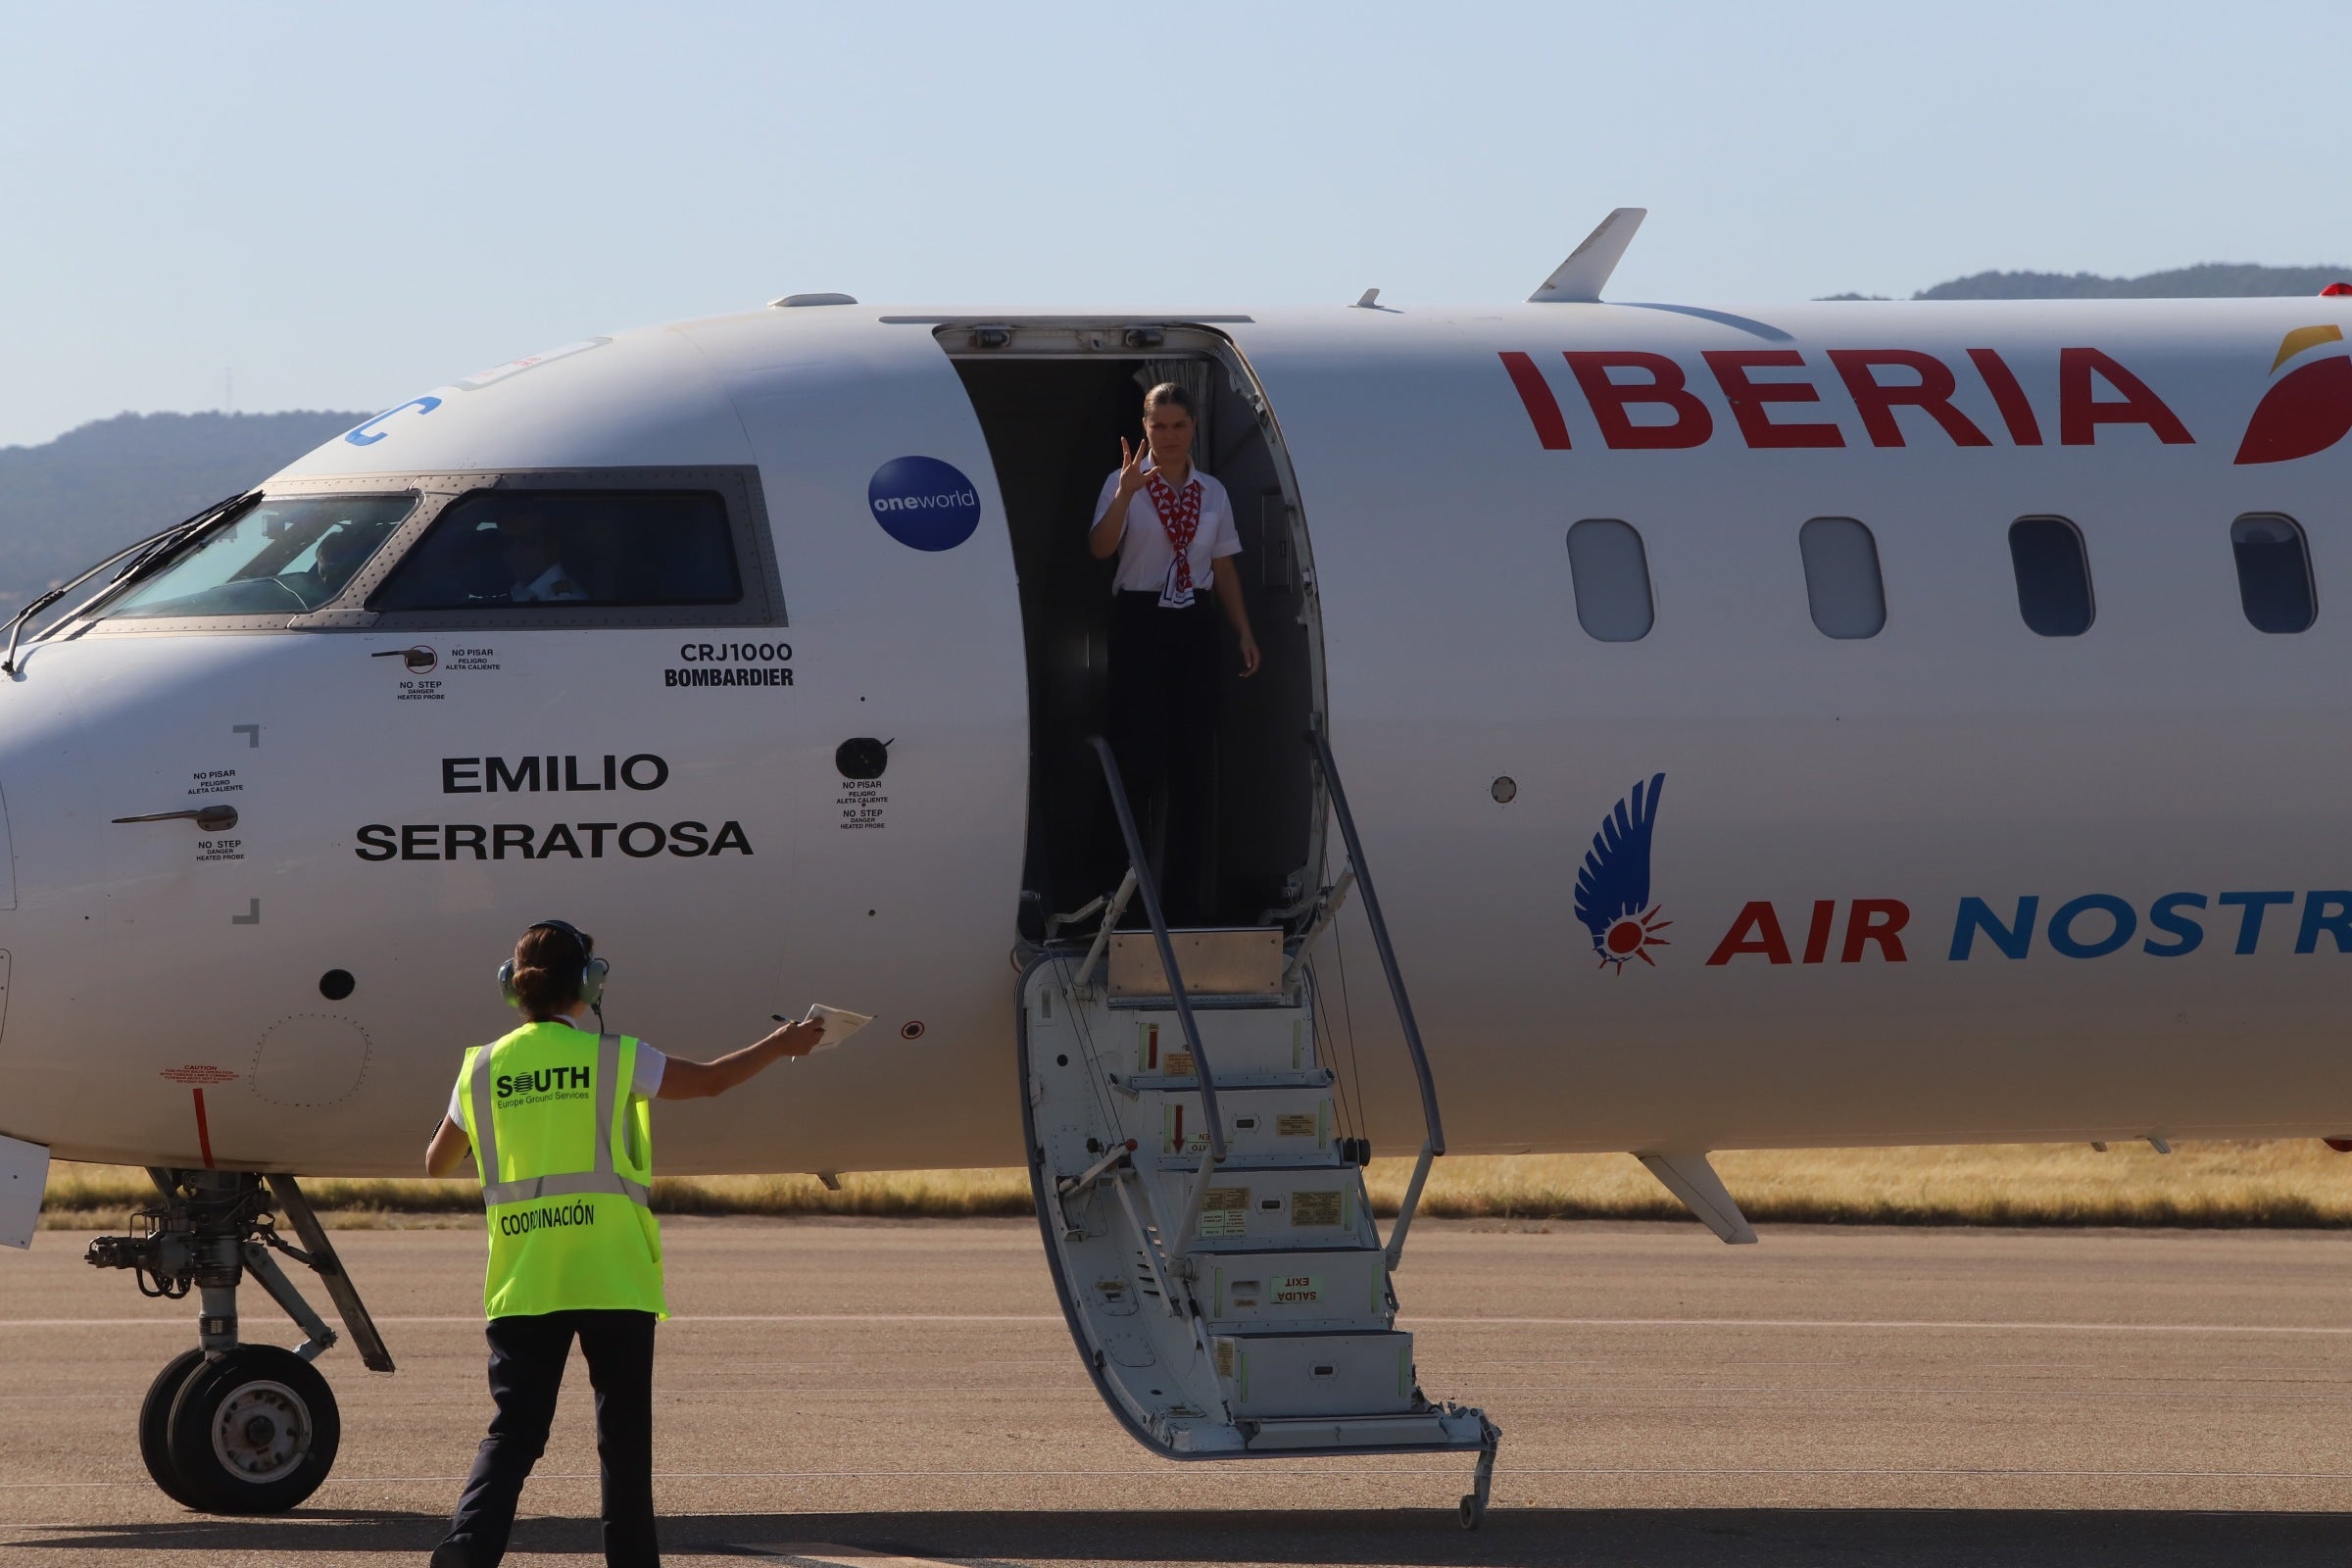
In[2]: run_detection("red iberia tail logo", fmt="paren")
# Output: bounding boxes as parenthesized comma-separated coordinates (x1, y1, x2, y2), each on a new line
(2235, 324, 2352, 465)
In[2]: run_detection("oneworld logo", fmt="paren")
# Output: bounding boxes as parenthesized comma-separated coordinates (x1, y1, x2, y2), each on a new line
(867, 456, 983, 551)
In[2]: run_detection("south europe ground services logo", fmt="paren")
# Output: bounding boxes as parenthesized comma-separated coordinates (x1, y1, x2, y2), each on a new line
(1574, 773, 1670, 971)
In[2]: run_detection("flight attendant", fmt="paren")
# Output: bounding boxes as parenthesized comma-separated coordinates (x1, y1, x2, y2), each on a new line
(424, 919, 821, 1568)
(1088, 382, 1261, 923)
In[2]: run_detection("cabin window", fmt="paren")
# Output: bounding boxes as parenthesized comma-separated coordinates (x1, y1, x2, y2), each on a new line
(2230, 513, 2315, 634)
(2007, 516, 2093, 637)
(1798, 516, 1886, 639)
(371, 490, 743, 612)
(1566, 519, 1654, 642)
(100, 495, 416, 618)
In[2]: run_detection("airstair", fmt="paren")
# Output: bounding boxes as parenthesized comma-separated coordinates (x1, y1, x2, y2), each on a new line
(1017, 733, 1498, 1526)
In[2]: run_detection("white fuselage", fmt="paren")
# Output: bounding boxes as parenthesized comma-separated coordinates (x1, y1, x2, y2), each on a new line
(3, 295, 2348, 1174)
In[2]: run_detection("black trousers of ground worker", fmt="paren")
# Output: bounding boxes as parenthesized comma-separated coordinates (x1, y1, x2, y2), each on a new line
(437, 1308, 660, 1568)
(1107, 591, 1225, 927)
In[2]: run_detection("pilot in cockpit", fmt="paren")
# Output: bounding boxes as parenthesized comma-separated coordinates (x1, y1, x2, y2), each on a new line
(282, 521, 376, 609)
(495, 504, 589, 603)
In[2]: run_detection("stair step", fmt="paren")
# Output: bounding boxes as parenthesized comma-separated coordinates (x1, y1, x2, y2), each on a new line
(1188, 1167, 1377, 1250)
(1211, 1330, 1417, 1418)
(1243, 1408, 1490, 1451)
(1110, 1008, 1315, 1077)
(1151, 1087, 1336, 1165)
(1108, 927, 1285, 999)
(1109, 992, 1298, 1011)
(1123, 1068, 1328, 1093)
(1200, 1249, 1390, 1330)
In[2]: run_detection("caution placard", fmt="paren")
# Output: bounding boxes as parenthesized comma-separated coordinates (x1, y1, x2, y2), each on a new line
(1200, 1187, 1250, 1239)
(1291, 1189, 1344, 1228)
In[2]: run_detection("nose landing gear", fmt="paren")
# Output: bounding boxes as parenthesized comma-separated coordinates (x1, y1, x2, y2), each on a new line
(87, 1170, 391, 1513)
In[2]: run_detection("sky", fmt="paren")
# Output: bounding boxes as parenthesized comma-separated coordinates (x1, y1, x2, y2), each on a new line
(0, 0, 2343, 450)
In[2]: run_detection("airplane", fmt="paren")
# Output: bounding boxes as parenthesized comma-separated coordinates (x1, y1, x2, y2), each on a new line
(2, 207, 2349, 1524)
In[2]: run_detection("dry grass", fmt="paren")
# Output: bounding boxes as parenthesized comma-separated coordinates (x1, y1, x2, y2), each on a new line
(38, 1140, 2352, 1230)
(35, 1163, 1035, 1231)
(1378, 1141, 2352, 1228)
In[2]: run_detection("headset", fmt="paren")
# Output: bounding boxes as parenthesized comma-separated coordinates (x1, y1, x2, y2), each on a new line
(497, 918, 610, 1011)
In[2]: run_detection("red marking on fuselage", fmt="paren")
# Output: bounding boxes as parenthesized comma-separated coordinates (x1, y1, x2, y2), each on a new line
(2234, 354, 2352, 465)
(1801, 900, 1837, 964)
(1704, 349, 1843, 448)
(1566, 351, 1714, 449)
(1842, 899, 1912, 963)
(1830, 349, 1993, 448)
(1967, 348, 2044, 445)
(1504, 345, 2194, 452)
(1707, 902, 1793, 965)
(2057, 347, 2193, 446)
(1498, 352, 1572, 450)
(191, 1089, 216, 1170)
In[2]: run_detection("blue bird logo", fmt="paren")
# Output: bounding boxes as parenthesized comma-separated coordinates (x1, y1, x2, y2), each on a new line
(1574, 773, 1671, 971)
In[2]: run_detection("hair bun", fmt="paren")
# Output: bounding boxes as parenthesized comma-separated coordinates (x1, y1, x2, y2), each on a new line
(509, 928, 587, 1020)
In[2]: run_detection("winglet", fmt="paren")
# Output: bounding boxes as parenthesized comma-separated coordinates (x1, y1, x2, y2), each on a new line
(1530, 208, 1647, 304)
(1637, 1151, 1757, 1245)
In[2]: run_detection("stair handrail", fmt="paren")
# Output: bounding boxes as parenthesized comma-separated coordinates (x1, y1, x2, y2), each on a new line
(1309, 721, 1446, 1155)
(1086, 736, 1226, 1163)
(1067, 868, 1138, 1003)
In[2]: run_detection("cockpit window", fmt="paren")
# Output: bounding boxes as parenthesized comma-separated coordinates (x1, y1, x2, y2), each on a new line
(100, 496, 416, 619)
(368, 490, 743, 612)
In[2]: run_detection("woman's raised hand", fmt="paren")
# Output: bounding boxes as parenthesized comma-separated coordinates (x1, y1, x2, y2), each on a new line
(1115, 436, 1151, 495)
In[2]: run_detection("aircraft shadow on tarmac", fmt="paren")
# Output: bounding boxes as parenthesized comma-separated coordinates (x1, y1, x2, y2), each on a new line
(19, 1509, 2352, 1567)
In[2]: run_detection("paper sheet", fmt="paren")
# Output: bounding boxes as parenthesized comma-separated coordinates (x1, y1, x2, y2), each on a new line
(800, 1004, 874, 1052)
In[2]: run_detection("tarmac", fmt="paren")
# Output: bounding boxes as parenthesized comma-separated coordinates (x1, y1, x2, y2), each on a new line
(4, 1215, 2352, 1566)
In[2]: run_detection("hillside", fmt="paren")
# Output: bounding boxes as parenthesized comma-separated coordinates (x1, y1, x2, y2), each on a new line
(1828, 261, 2351, 302)
(0, 410, 365, 612)
(1922, 262, 2352, 300)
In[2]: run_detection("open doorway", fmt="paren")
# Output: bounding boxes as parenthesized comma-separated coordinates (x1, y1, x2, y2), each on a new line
(940, 324, 1325, 943)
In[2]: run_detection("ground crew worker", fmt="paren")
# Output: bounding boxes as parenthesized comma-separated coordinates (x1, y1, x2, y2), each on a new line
(423, 918, 821, 1568)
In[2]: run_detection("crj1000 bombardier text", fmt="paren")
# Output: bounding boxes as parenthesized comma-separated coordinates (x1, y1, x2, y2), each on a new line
(5, 211, 2350, 1522)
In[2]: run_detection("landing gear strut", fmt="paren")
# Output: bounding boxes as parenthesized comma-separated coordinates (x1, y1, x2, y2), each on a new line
(1459, 1420, 1500, 1530)
(86, 1170, 392, 1513)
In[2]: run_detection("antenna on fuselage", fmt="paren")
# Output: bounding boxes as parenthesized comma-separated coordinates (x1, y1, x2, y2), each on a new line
(1528, 207, 1647, 304)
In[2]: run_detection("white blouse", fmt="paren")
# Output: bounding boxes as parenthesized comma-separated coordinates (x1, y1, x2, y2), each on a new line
(1092, 457, 1243, 599)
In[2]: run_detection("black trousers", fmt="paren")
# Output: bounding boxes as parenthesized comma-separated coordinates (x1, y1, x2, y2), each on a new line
(1106, 591, 1224, 926)
(437, 1309, 660, 1568)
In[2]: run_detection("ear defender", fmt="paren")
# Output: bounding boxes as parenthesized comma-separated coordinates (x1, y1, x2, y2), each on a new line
(497, 919, 609, 1009)
(579, 956, 610, 1008)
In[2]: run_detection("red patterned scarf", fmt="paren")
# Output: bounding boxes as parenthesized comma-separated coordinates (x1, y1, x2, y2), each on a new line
(1145, 469, 1203, 608)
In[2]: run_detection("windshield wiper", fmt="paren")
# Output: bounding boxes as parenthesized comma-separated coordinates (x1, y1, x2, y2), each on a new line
(109, 490, 265, 590)
(2, 490, 263, 676)
(0, 588, 68, 675)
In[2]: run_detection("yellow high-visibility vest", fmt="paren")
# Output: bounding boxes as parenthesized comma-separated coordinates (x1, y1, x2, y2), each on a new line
(455, 1021, 667, 1320)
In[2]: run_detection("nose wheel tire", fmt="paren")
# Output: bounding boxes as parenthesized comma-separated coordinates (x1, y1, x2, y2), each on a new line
(138, 1349, 212, 1510)
(164, 1346, 340, 1514)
